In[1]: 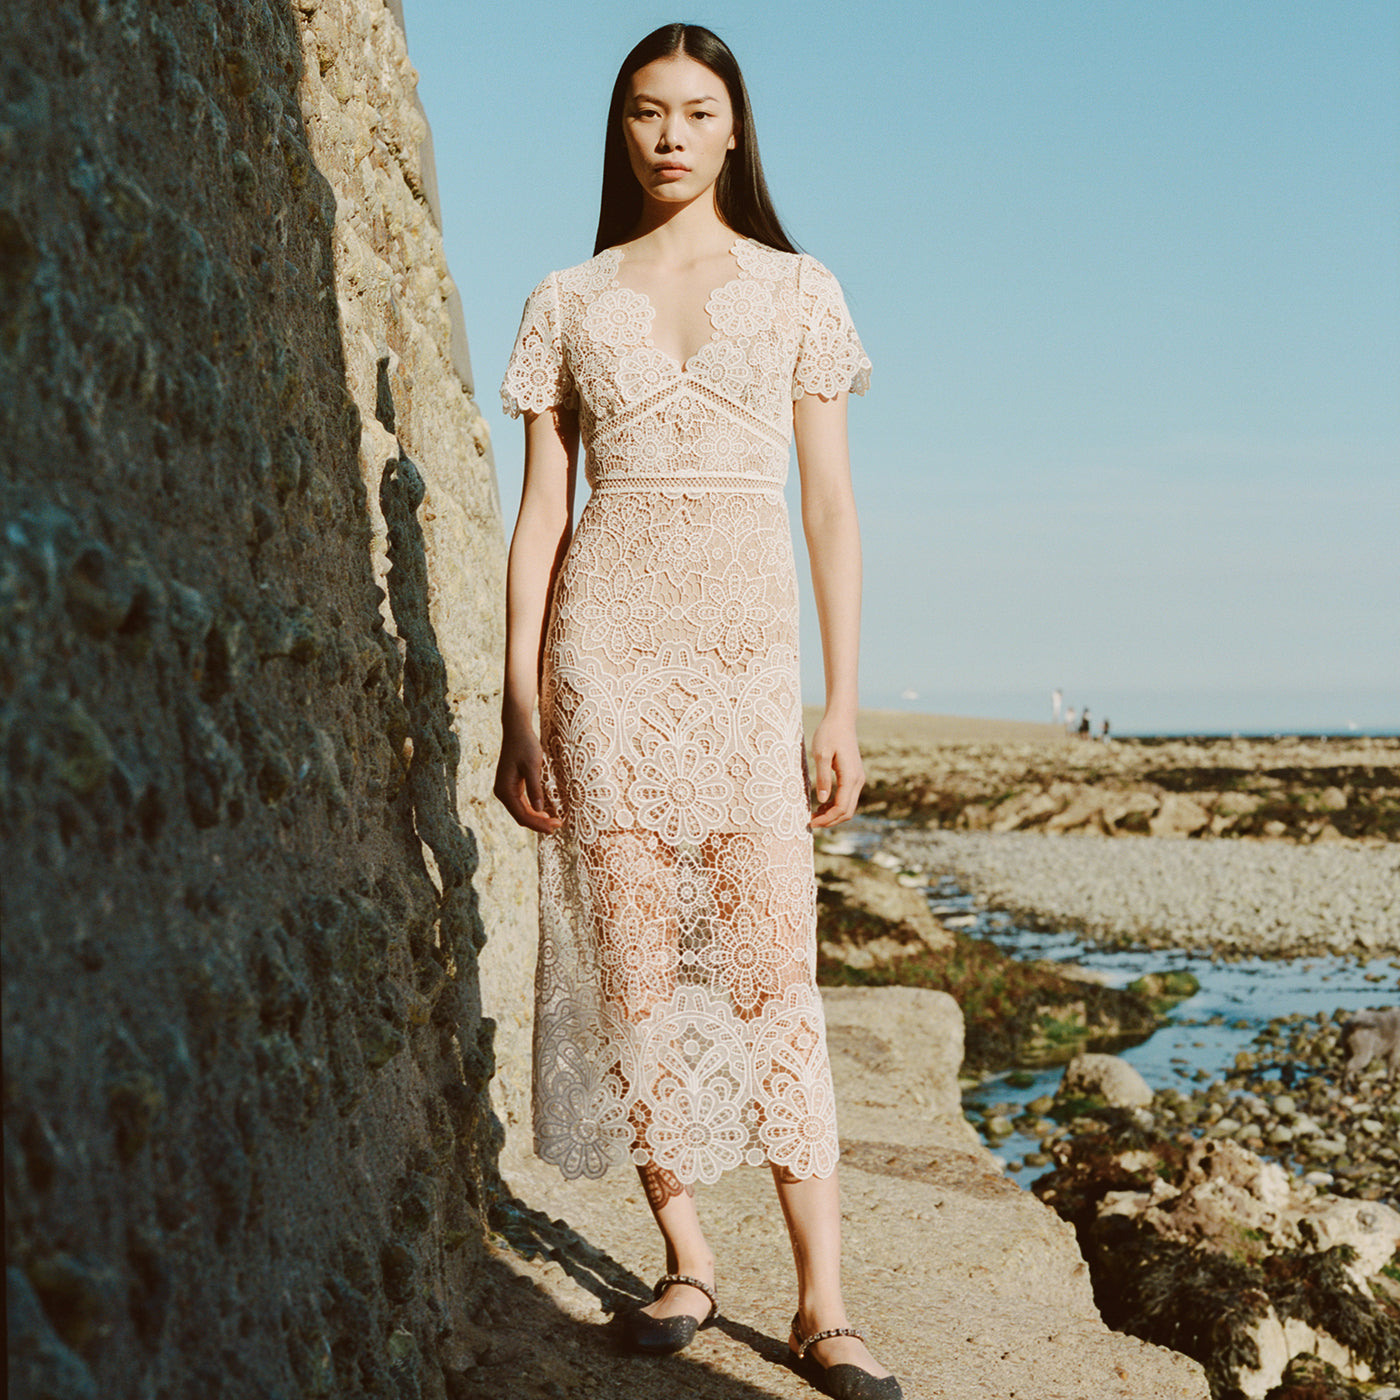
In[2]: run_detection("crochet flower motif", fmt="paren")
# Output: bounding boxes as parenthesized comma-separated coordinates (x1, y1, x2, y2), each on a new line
(706, 278, 774, 339)
(734, 238, 789, 280)
(573, 565, 662, 664)
(501, 325, 571, 417)
(617, 346, 678, 402)
(687, 340, 753, 393)
(694, 566, 775, 665)
(647, 1084, 749, 1184)
(670, 855, 710, 921)
(662, 390, 712, 437)
(558, 748, 620, 842)
(745, 746, 809, 839)
(759, 1072, 839, 1178)
(630, 740, 730, 845)
(535, 1070, 634, 1180)
(645, 512, 714, 586)
(699, 907, 789, 1012)
(598, 911, 680, 1013)
(794, 318, 866, 398)
(584, 286, 653, 351)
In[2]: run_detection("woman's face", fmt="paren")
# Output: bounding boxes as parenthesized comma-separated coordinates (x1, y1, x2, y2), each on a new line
(622, 54, 737, 208)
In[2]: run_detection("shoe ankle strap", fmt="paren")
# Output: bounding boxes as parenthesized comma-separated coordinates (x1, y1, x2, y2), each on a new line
(654, 1273, 718, 1320)
(792, 1316, 865, 1361)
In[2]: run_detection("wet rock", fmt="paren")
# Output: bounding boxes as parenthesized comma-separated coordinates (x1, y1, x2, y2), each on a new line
(1057, 1053, 1154, 1109)
(1036, 1124, 1400, 1398)
(1128, 969, 1201, 1006)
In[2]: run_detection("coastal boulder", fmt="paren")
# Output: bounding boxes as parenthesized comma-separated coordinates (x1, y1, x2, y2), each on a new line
(815, 850, 953, 970)
(1148, 792, 1211, 838)
(1035, 1129, 1400, 1400)
(1056, 1053, 1154, 1108)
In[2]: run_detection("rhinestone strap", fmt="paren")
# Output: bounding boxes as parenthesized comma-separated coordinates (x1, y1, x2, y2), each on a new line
(795, 1324, 865, 1361)
(653, 1273, 718, 1320)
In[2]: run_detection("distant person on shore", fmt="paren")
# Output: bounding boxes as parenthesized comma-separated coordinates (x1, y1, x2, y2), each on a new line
(1100, 716, 1111, 742)
(1078, 707, 1092, 738)
(1064, 704, 1077, 735)
(1052, 688, 1063, 725)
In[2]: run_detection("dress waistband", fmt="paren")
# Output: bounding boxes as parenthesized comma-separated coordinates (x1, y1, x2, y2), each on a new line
(589, 472, 785, 497)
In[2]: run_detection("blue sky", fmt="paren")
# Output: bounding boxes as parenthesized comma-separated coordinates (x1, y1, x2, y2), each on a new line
(401, 0, 1399, 734)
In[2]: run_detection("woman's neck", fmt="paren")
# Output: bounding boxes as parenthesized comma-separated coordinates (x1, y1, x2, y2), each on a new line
(627, 189, 734, 262)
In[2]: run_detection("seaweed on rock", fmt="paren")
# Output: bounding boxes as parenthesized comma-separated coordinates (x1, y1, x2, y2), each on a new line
(1263, 1246, 1400, 1380)
(1035, 1119, 1400, 1399)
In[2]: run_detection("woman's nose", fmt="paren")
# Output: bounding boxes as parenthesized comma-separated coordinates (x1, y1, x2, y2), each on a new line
(657, 115, 685, 151)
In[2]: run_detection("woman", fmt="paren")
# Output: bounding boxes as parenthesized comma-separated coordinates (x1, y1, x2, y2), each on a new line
(495, 23, 898, 1400)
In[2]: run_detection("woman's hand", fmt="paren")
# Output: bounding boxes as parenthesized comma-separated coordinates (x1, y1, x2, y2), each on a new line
(494, 719, 563, 835)
(808, 714, 864, 828)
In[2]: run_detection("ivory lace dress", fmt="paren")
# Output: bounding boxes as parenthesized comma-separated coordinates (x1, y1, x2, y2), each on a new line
(502, 235, 870, 1185)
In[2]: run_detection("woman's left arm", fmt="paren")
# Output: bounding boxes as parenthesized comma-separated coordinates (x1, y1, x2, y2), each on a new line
(794, 390, 864, 829)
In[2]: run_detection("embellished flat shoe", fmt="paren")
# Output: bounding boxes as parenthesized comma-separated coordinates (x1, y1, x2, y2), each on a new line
(791, 1315, 904, 1400)
(614, 1274, 719, 1355)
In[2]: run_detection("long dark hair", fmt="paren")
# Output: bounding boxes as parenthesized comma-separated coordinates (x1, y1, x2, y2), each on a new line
(593, 23, 798, 256)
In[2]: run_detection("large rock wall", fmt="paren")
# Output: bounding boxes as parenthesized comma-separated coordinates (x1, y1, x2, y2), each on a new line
(1, 2, 534, 1396)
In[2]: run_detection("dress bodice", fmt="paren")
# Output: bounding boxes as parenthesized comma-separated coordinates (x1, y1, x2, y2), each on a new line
(502, 237, 869, 495)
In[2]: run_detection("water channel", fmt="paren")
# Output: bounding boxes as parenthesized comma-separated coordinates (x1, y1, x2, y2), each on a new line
(826, 820, 1400, 1172)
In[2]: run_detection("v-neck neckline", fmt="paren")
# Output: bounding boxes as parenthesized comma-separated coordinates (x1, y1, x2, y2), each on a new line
(608, 236, 747, 373)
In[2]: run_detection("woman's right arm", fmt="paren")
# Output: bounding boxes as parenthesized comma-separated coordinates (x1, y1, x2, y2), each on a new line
(494, 404, 579, 833)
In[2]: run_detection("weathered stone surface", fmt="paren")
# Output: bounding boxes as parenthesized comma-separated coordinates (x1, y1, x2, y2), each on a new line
(815, 849, 953, 970)
(1057, 1053, 1156, 1108)
(1, 2, 531, 1395)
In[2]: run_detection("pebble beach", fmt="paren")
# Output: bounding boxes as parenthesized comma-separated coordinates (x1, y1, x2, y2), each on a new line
(882, 827, 1400, 956)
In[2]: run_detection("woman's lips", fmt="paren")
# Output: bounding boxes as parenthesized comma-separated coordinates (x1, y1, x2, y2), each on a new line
(653, 164, 690, 180)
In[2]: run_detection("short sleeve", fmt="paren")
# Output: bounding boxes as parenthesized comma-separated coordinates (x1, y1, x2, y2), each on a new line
(500, 272, 577, 418)
(792, 255, 871, 400)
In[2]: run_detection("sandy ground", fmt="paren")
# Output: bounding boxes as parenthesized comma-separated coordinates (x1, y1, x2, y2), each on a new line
(803, 706, 1069, 748)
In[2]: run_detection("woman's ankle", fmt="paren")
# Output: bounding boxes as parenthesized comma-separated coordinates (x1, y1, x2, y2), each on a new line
(665, 1249, 715, 1282)
(793, 1294, 848, 1337)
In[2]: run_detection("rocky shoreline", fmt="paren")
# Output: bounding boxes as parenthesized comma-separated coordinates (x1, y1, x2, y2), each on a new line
(1023, 1020, 1400, 1399)
(809, 748, 1400, 1398)
(850, 725, 1400, 846)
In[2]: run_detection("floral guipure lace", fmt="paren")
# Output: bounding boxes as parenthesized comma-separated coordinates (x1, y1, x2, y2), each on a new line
(502, 236, 869, 1184)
